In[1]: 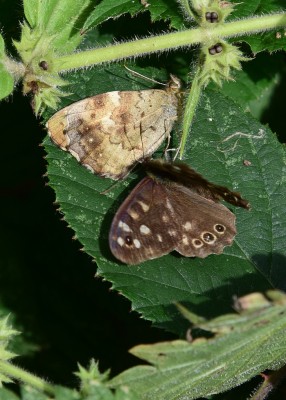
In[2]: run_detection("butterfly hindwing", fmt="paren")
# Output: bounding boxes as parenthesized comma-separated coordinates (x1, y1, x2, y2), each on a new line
(168, 185, 236, 258)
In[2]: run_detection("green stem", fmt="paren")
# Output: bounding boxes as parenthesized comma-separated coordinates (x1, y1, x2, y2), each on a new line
(0, 360, 55, 396)
(249, 365, 286, 400)
(216, 12, 286, 37)
(179, 67, 202, 159)
(178, 0, 197, 21)
(53, 13, 286, 73)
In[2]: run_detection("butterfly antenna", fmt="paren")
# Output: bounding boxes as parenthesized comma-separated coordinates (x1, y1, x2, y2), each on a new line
(124, 66, 167, 87)
(100, 180, 121, 195)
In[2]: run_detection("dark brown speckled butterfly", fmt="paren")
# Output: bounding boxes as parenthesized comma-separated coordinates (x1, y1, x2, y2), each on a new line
(109, 159, 249, 265)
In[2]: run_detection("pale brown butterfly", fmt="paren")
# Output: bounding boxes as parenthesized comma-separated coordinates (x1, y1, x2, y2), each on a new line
(46, 75, 181, 180)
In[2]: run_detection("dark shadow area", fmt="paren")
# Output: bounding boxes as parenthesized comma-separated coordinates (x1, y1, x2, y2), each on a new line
(156, 254, 279, 334)
(0, 91, 175, 386)
(260, 57, 286, 142)
(252, 252, 286, 291)
(243, 51, 286, 142)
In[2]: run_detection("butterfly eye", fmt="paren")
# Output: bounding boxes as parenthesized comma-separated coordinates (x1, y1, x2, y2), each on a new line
(192, 239, 203, 248)
(123, 236, 141, 249)
(125, 236, 133, 245)
(202, 232, 216, 244)
(214, 224, 225, 233)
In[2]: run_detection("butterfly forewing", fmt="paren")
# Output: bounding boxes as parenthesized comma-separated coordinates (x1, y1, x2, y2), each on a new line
(109, 177, 180, 264)
(47, 83, 179, 180)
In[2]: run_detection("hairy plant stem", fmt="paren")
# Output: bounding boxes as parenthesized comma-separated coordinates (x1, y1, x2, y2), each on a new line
(0, 360, 55, 396)
(180, 68, 202, 159)
(53, 13, 286, 73)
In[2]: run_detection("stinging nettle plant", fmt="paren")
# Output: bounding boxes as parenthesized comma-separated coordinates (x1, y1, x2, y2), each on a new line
(1, 0, 286, 399)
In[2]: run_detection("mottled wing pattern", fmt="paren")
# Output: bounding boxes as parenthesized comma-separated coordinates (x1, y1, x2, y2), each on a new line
(169, 185, 236, 258)
(109, 177, 179, 264)
(109, 177, 237, 265)
(145, 159, 250, 209)
(47, 88, 179, 180)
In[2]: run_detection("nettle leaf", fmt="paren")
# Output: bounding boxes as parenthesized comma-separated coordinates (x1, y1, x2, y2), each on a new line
(82, 0, 145, 31)
(0, 35, 14, 100)
(82, 0, 185, 32)
(44, 65, 286, 334)
(234, 0, 286, 52)
(21, 0, 90, 54)
(220, 52, 284, 119)
(0, 316, 18, 385)
(0, 387, 19, 400)
(109, 292, 286, 399)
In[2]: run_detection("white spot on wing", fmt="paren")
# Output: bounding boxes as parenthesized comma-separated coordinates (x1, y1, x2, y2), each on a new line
(117, 237, 124, 246)
(140, 225, 151, 235)
(134, 239, 141, 248)
(168, 229, 177, 237)
(182, 235, 189, 245)
(102, 112, 116, 128)
(82, 163, 94, 173)
(119, 221, 132, 232)
(157, 234, 163, 242)
(128, 209, 139, 219)
(69, 149, 81, 162)
(138, 201, 150, 212)
(183, 221, 192, 231)
(109, 91, 121, 107)
(166, 199, 174, 212)
(162, 213, 169, 222)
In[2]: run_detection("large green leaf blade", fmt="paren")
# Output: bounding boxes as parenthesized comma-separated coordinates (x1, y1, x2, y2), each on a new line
(82, 0, 185, 32)
(234, 0, 286, 52)
(0, 35, 14, 100)
(44, 66, 286, 334)
(109, 293, 286, 399)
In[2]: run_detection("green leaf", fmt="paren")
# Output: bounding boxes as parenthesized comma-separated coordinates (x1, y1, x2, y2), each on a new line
(109, 292, 286, 399)
(44, 65, 286, 334)
(234, 0, 286, 52)
(0, 64, 14, 100)
(140, 0, 186, 29)
(0, 34, 6, 57)
(23, 0, 40, 28)
(0, 35, 14, 100)
(0, 387, 19, 400)
(0, 316, 18, 361)
(0, 316, 18, 385)
(220, 52, 285, 120)
(240, 30, 286, 53)
(17, 0, 91, 61)
(39, 0, 90, 50)
(82, 0, 144, 32)
(82, 0, 185, 32)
